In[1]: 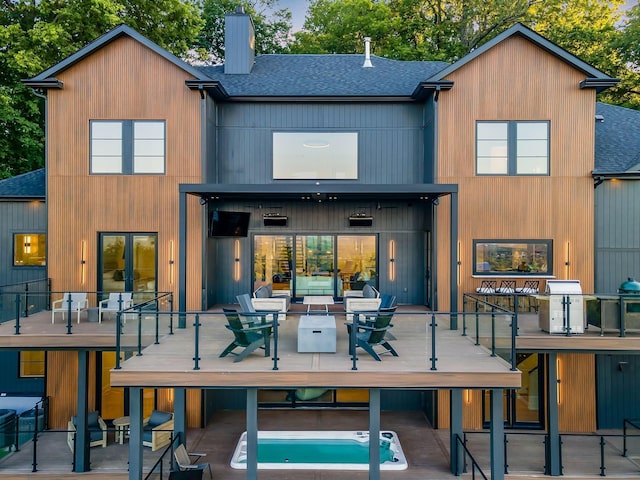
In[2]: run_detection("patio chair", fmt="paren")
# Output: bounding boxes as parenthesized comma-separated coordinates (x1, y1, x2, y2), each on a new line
(52, 292, 88, 324)
(220, 308, 273, 362)
(174, 443, 213, 479)
(142, 410, 174, 451)
(98, 292, 133, 323)
(67, 411, 107, 452)
(475, 280, 496, 294)
(346, 307, 398, 361)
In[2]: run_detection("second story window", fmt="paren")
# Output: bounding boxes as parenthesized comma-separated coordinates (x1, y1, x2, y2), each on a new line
(91, 120, 165, 174)
(476, 121, 549, 176)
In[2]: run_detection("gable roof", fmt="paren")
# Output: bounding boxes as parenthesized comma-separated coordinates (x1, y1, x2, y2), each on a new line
(198, 55, 449, 98)
(0, 169, 45, 199)
(594, 103, 640, 175)
(425, 23, 618, 93)
(23, 24, 209, 88)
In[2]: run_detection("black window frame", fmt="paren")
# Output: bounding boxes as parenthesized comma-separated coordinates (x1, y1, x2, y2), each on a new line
(473, 239, 553, 276)
(13, 232, 46, 267)
(476, 120, 550, 176)
(90, 120, 166, 175)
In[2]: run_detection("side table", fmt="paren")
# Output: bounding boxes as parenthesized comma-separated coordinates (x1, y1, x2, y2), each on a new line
(113, 416, 131, 444)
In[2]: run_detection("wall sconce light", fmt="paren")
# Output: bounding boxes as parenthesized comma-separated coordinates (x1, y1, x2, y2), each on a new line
(389, 240, 396, 282)
(169, 240, 175, 285)
(457, 241, 462, 286)
(556, 357, 562, 405)
(80, 240, 86, 285)
(23, 235, 32, 254)
(464, 389, 472, 405)
(564, 241, 570, 279)
(233, 239, 241, 282)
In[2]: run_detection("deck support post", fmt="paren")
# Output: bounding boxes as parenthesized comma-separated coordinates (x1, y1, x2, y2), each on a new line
(178, 190, 187, 328)
(128, 387, 144, 480)
(369, 388, 381, 480)
(246, 388, 258, 480)
(490, 388, 505, 480)
(450, 191, 459, 329)
(450, 388, 464, 475)
(547, 352, 561, 475)
(174, 388, 187, 445)
(74, 350, 90, 472)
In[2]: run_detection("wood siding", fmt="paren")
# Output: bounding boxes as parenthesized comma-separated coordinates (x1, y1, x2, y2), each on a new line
(46, 36, 203, 310)
(0, 201, 46, 286)
(46, 351, 97, 429)
(436, 35, 596, 311)
(558, 353, 596, 432)
(595, 180, 640, 293)
(215, 103, 424, 185)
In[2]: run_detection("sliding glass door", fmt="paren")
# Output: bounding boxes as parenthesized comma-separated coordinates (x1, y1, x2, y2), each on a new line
(253, 234, 377, 298)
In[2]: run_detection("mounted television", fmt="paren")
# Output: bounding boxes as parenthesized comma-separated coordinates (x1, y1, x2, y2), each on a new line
(208, 210, 250, 237)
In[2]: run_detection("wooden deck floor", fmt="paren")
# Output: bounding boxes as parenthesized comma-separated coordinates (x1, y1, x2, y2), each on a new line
(106, 306, 521, 389)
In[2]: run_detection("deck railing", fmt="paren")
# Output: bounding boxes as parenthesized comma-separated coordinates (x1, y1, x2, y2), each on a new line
(0, 278, 50, 323)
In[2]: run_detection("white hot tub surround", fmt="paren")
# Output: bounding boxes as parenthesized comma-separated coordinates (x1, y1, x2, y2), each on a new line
(230, 430, 408, 470)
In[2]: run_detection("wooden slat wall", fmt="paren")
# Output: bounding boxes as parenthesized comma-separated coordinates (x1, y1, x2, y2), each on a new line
(46, 351, 97, 429)
(437, 354, 596, 432)
(46, 36, 203, 309)
(436, 35, 596, 311)
(558, 353, 596, 432)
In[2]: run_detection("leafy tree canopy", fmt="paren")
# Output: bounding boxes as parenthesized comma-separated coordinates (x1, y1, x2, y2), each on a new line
(0, 0, 203, 179)
(195, 0, 292, 64)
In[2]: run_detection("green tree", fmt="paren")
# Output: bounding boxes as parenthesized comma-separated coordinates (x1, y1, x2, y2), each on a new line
(611, 3, 640, 109)
(0, 0, 203, 179)
(195, 0, 292, 64)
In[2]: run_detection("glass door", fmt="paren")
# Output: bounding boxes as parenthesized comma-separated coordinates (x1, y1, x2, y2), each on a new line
(253, 235, 294, 293)
(294, 235, 335, 298)
(337, 235, 377, 296)
(99, 233, 157, 301)
(483, 353, 544, 428)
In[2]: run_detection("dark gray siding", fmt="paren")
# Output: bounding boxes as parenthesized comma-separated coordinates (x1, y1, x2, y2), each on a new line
(596, 354, 640, 428)
(0, 200, 47, 287)
(216, 103, 425, 185)
(206, 201, 427, 305)
(595, 181, 640, 293)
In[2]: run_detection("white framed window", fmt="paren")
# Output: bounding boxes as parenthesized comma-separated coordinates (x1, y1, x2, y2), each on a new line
(91, 120, 165, 174)
(272, 132, 358, 180)
(476, 121, 549, 175)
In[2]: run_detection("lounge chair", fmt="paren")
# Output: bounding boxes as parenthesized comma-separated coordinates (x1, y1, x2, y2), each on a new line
(347, 307, 398, 361)
(174, 443, 213, 479)
(67, 411, 107, 452)
(98, 292, 133, 323)
(220, 308, 274, 362)
(52, 292, 88, 324)
(142, 410, 174, 451)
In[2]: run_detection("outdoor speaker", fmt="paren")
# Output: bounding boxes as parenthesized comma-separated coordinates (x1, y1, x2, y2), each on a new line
(263, 214, 288, 226)
(348, 215, 373, 227)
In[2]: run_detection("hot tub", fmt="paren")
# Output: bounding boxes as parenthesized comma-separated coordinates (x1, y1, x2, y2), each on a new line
(230, 430, 408, 470)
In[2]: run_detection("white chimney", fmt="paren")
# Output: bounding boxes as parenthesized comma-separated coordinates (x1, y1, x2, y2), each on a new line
(362, 37, 373, 68)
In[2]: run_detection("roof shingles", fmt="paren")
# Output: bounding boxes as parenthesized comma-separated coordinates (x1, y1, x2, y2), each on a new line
(0, 168, 45, 198)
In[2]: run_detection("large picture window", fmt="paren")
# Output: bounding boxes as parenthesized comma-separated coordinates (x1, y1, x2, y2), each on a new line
(476, 121, 549, 175)
(272, 132, 358, 180)
(14, 233, 46, 266)
(473, 240, 552, 275)
(91, 120, 165, 174)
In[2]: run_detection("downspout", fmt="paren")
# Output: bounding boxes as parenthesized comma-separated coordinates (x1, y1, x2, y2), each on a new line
(31, 89, 49, 285)
(432, 85, 440, 311)
(199, 84, 207, 310)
